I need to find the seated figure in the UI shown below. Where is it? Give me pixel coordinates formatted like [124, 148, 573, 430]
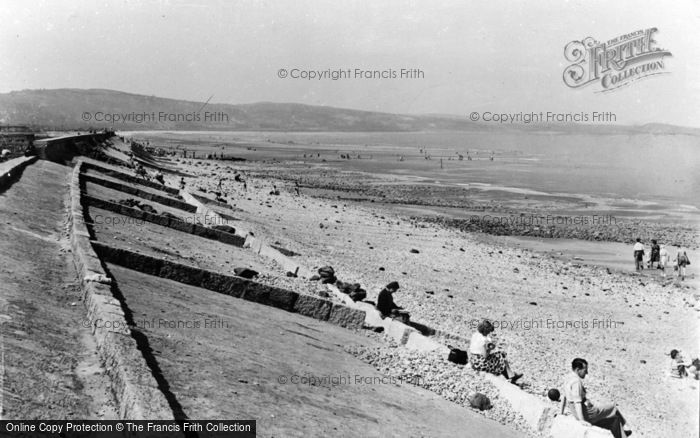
[376, 281, 409, 323]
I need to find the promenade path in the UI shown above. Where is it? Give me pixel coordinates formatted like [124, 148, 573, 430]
[0, 160, 117, 419]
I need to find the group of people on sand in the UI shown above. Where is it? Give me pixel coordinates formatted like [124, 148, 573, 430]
[467, 321, 633, 437]
[553, 350, 696, 438]
[633, 238, 691, 280]
[668, 349, 700, 380]
[375, 284, 633, 437]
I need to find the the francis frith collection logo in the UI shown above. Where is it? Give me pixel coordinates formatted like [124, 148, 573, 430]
[563, 28, 671, 92]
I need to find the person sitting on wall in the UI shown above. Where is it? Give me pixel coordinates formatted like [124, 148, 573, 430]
[561, 358, 632, 438]
[469, 319, 523, 384]
[376, 281, 410, 323]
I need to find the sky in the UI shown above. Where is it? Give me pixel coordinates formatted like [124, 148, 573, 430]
[1, 0, 699, 127]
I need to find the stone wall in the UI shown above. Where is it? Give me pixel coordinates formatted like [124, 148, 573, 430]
[82, 194, 246, 247]
[83, 161, 181, 196]
[91, 241, 366, 329]
[35, 132, 113, 163]
[68, 161, 177, 421]
[82, 173, 196, 212]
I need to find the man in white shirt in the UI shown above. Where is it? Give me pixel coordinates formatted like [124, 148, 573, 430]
[561, 358, 631, 438]
[632, 238, 645, 271]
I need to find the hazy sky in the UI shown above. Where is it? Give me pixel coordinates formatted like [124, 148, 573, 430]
[1, 0, 699, 126]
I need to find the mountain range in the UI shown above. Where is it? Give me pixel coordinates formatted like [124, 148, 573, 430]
[0, 88, 698, 135]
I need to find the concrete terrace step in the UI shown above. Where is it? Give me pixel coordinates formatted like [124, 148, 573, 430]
[182, 188, 311, 278]
[81, 160, 181, 196]
[81, 173, 196, 212]
[91, 241, 366, 329]
[82, 194, 246, 247]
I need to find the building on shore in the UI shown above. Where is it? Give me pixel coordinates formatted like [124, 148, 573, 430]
[0, 125, 35, 157]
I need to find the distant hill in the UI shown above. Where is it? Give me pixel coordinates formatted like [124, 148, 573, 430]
[0, 88, 698, 135]
[0, 89, 479, 132]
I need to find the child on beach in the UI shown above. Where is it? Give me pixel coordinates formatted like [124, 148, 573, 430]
[675, 250, 690, 280]
[668, 349, 695, 379]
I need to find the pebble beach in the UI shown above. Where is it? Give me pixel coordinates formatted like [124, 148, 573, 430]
[163, 154, 699, 438]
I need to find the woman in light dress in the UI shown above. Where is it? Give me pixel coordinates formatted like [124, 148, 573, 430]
[659, 245, 669, 277]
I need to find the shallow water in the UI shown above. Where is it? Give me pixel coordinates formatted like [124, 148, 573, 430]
[126, 130, 700, 209]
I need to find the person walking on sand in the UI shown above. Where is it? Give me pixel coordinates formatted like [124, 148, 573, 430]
[561, 358, 632, 438]
[469, 320, 523, 384]
[675, 250, 690, 281]
[649, 239, 660, 269]
[633, 238, 645, 271]
[659, 245, 670, 278]
[179, 177, 186, 191]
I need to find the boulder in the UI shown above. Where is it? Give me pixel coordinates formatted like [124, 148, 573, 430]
[139, 204, 158, 214]
[321, 276, 337, 284]
[334, 281, 367, 302]
[318, 266, 337, 284]
[467, 392, 492, 411]
[233, 267, 259, 279]
[118, 198, 141, 208]
[318, 266, 335, 277]
[348, 289, 367, 302]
